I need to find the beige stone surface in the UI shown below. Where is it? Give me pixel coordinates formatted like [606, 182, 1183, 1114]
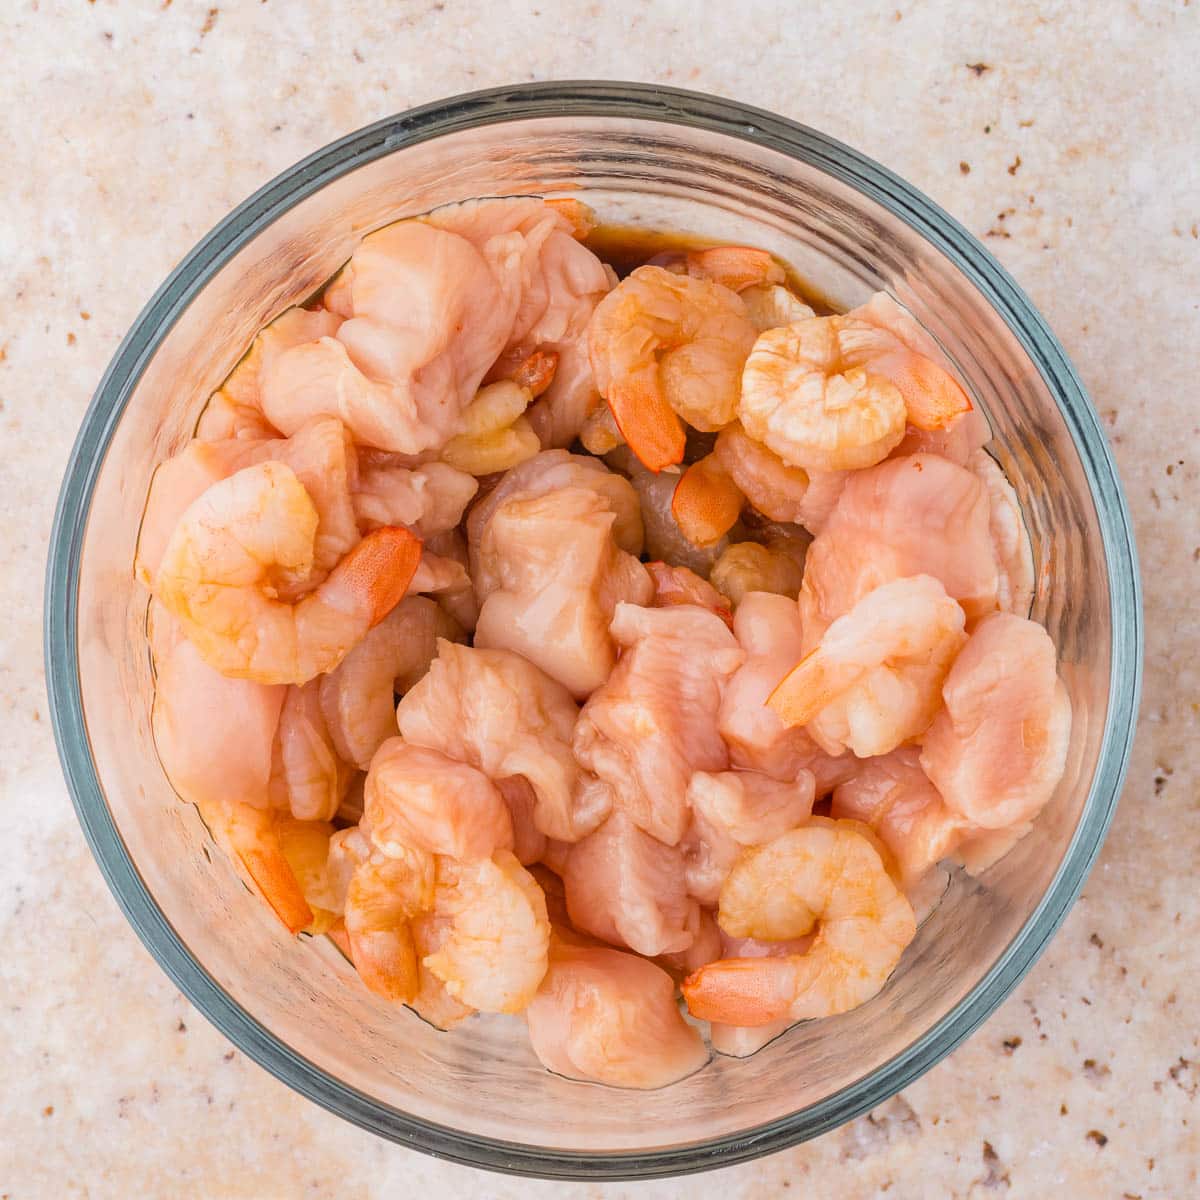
[1, 1, 1196, 1195]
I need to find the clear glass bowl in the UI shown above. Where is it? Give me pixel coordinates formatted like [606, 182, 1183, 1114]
[45, 82, 1141, 1179]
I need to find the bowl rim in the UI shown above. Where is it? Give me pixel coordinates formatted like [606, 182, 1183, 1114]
[44, 80, 1142, 1180]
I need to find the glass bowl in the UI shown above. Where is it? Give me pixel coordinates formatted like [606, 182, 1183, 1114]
[44, 82, 1141, 1180]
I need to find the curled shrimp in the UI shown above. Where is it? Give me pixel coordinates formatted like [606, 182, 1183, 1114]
[713, 423, 810, 524]
[588, 265, 757, 471]
[740, 313, 972, 472]
[268, 679, 353, 822]
[709, 540, 805, 608]
[769, 574, 967, 758]
[740, 284, 815, 333]
[682, 246, 784, 293]
[153, 461, 421, 684]
[682, 819, 916, 1025]
[422, 851, 550, 1013]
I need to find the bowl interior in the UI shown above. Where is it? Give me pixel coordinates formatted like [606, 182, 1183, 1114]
[52, 89, 1136, 1175]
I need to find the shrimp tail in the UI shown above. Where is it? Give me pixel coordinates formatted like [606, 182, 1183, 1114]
[347, 928, 420, 1002]
[606, 367, 686, 472]
[884, 352, 973, 431]
[682, 956, 796, 1026]
[670, 456, 744, 548]
[331, 525, 424, 628]
[767, 647, 857, 728]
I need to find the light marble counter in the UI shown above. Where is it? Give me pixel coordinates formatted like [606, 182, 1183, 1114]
[2, 1, 1196, 1195]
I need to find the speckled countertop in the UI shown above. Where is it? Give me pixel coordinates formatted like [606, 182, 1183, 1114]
[2, 2, 1196, 1196]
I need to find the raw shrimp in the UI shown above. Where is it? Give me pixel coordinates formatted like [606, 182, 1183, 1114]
[830, 747, 968, 887]
[352, 459, 478, 539]
[682, 820, 916, 1025]
[439, 379, 542, 476]
[497, 775, 548, 866]
[644, 561, 733, 625]
[670, 454, 745, 548]
[588, 265, 757, 470]
[920, 613, 1071, 829]
[409, 912, 477, 1030]
[318, 596, 457, 771]
[137, 415, 360, 589]
[718, 592, 847, 783]
[561, 811, 694, 957]
[364, 738, 514, 862]
[968, 450, 1035, 615]
[151, 607, 285, 811]
[422, 851, 550, 1013]
[713, 423, 810, 525]
[709, 541, 805, 608]
[431, 197, 613, 448]
[195, 306, 342, 442]
[268, 679, 353, 822]
[468, 450, 644, 596]
[683, 770, 816, 904]
[770, 574, 967, 758]
[473, 486, 653, 698]
[526, 939, 708, 1088]
[343, 841, 437, 1002]
[274, 814, 340, 933]
[199, 800, 321, 935]
[259, 220, 522, 453]
[799, 453, 1000, 648]
[573, 603, 745, 846]
[153, 461, 421, 684]
[396, 642, 604, 843]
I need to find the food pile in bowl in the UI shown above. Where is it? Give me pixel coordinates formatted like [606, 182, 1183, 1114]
[135, 195, 1070, 1090]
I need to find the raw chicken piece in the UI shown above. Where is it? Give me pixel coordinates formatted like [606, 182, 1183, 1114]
[683, 770, 816, 904]
[195, 306, 342, 442]
[718, 592, 844, 783]
[830, 747, 968, 887]
[318, 597, 457, 771]
[561, 811, 693, 957]
[151, 607, 284, 811]
[645, 562, 733, 624]
[352, 459, 478, 539]
[892, 406, 990, 465]
[920, 613, 1071, 829]
[259, 220, 523, 453]
[968, 449, 1035, 616]
[364, 739, 514, 862]
[526, 938, 709, 1089]
[497, 776, 548, 866]
[396, 642, 606, 843]
[799, 453, 1000, 650]
[573, 603, 745, 846]
[431, 198, 613, 447]
[658, 905, 725, 976]
[468, 450, 644, 596]
[473, 486, 653, 698]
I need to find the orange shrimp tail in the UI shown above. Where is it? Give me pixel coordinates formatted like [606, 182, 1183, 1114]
[670, 458, 744, 548]
[606, 370, 686, 473]
[327, 920, 352, 959]
[344, 526, 423, 625]
[348, 928, 419, 1003]
[767, 649, 840, 728]
[685, 246, 784, 293]
[237, 843, 314, 935]
[682, 957, 794, 1026]
[888, 352, 972, 431]
[511, 348, 559, 398]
